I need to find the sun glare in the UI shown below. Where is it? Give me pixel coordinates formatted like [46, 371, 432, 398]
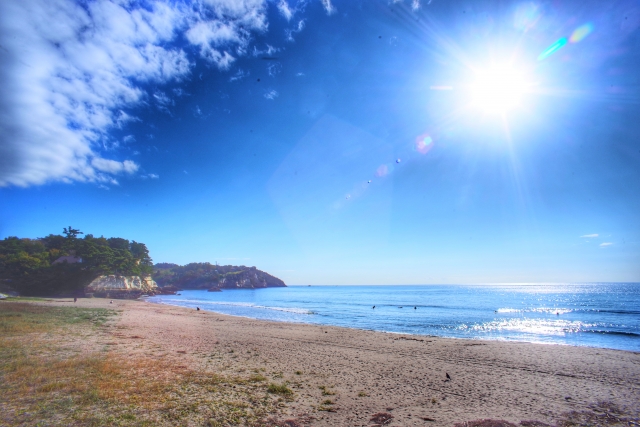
[470, 64, 532, 113]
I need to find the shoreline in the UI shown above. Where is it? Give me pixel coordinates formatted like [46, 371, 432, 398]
[23, 297, 640, 426]
[145, 297, 640, 354]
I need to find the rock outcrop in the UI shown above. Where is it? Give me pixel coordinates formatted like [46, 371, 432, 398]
[217, 268, 285, 289]
[153, 263, 286, 290]
[85, 275, 158, 299]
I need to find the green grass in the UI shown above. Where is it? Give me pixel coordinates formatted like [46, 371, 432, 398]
[0, 302, 116, 334]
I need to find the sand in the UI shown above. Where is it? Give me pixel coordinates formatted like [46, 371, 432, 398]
[41, 298, 640, 426]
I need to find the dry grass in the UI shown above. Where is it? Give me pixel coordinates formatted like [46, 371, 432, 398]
[267, 383, 293, 396]
[0, 301, 293, 427]
[318, 385, 335, 396]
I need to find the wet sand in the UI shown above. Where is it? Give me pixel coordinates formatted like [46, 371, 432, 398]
[43, 298, 640, 426]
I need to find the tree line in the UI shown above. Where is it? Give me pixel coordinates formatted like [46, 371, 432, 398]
[0, 227, 152, 296]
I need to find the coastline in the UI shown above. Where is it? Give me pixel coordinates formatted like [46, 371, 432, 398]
[145, 284, 640, 353]
[15, 298, 640, 426]
[147, 297, 640, 352]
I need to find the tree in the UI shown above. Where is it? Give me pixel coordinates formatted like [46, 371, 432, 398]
[63, 226, 83, 239]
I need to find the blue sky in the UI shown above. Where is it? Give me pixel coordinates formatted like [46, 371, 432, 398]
[1, 0, 639, 284]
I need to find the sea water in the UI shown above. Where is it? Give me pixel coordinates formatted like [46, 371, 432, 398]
[147, 283, 640, 352]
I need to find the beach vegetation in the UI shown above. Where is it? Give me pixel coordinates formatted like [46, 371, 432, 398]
[267, 383, 293, 396]
[249, 373, 267, 382]
[0, 301, 293, 426]
[319, 385, 335, 396]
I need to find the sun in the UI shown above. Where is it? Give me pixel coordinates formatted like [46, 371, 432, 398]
[470, 64, 532, 113]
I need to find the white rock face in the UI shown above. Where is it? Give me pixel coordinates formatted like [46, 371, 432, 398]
[86, 275, 158, 294]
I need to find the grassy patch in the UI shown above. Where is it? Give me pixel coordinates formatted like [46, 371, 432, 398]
[0, 302, 291, 426]
[319, 385, 335, 396]
[267, 383, 293, 396]
[0, 302, 116, 335]
[249, 374, 267, 382]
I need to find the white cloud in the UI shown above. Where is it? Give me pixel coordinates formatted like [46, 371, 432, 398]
[0, 0, 269, 187]
[229, 68, 249, 82]
[412, 0, 421, 11]
[581, 234, 599, 238]
[141, 173, 159, 179]
[267, 62, 283, 77]
[264, 89, 279, 100]
[278, 0, 293, 20]
[92, 158, 139, 175]
[286, 19, 305, 42]
[320, 0, 335, 15]
[153, 91, 174, 106]
[251, 44, 280, 57]
[185, 0, 267, 68]
[600, 242, 613, 247]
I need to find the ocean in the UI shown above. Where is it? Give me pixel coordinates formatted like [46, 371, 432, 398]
[146, 283, 640, 352]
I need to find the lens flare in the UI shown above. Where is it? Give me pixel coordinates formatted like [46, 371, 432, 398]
[375, 164, 389, 177]
[570, 23, 593, 43]
[415, 134, 434, 154]
[537, 38, 567, 61]
[513, 2, 541, 31]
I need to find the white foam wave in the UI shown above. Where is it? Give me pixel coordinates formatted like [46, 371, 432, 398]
[156, 299, 313, 315]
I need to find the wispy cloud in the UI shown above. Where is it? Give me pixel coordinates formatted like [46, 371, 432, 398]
[264, 89, 279, 100]
[92, 158, 139, 175]
[278, 0, 293, 20]
[600, 242, 613, 247]
[320, 0, 335, 15]
[267, 62, 282, 77]
[229, 68, 249, 82]
[0, 0, 270, 187]
[581, 234, 599, 238]
[286, 19, 305, 42]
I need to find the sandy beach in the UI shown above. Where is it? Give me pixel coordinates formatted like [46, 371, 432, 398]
[29, 298, 640, 426]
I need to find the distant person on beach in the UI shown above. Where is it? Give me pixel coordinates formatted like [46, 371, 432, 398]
[74, 297, 77, 303]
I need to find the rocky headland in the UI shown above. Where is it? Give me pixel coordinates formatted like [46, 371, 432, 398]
[152, 263, 285, 292]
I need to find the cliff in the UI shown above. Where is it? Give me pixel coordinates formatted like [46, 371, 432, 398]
[85, 275, 159, 299]
[216, 267, 285, 289]
[153, 263, 286, 290]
